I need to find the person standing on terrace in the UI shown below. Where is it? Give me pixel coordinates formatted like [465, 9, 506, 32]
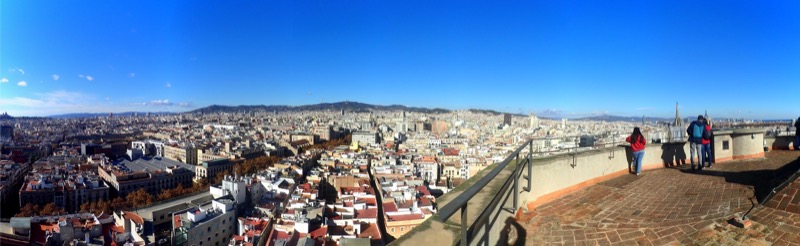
[794, 117, 800, 150]
[701, 117, 713, 168]
[687, 115, 706, 171]
[626, 127, 646, 176]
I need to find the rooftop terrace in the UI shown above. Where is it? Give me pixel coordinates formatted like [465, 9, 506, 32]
[520, 150, 800, 245]
[111, 156, 195, 173]
[395, 131, 800, 246]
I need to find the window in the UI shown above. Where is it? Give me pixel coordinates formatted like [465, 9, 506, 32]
[400, 227, 404, 232]
[208, 237, 211, 241]
[391, 228, 395, 232]
[723, 140, 730, 150]
[208, 227, 211, 232]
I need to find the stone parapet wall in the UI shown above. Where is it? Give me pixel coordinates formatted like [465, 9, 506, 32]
[522, 129, 766, 210]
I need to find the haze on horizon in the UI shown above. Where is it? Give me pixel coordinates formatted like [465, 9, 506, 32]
[1, 1, 799, 119]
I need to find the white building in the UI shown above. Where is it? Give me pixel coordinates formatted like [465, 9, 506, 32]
[352, 131, 378, 146]
[530, 113, 540, 129]
[172, 199, 237, 246]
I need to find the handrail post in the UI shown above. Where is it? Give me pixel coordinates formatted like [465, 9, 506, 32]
[435, 140, 533, 245]
[513, 153, 519, 209]
[527, 141, 532, 191]
[461, 204, 468, 246]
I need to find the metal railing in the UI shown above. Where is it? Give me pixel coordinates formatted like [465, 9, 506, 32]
[436, 140, 533, 246]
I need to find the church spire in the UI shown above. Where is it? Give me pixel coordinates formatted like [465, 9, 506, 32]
[674, 102, 682, 126]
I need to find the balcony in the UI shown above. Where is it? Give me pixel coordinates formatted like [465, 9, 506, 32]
[394, 129, 800, 245]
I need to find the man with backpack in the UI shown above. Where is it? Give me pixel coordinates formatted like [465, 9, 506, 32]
[687, 115, 707, 171]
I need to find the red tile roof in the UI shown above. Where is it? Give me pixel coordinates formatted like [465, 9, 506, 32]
[416, 185, 431, 196]
[383, 201, 398, 213]
[358, 223, 382, 240]
[443, 148, 459, 156]
[309, 226, 328, 239]
[356, 208, 378, 219]
[387, 213, 424, 221]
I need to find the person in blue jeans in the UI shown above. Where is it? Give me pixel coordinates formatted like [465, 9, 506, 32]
[626, 127, 646, 176]
[795, 117, 800, 150]
[687, 115, 706, 171]
[701, 118, 712, 168]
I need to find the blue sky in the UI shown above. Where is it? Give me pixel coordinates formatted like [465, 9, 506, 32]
[1, 1, 799, 119]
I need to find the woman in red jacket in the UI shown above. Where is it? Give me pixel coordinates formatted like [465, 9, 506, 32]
[701, 119, 712, 168]
[626, 127, 646, 175]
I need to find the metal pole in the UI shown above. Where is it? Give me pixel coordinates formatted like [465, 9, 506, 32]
[527, 141, 533, 191]
[461, 204, 468, 246]
[513, 153, 519, 208]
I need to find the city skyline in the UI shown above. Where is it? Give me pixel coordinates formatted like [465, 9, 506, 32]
[2, 1, 800, 119]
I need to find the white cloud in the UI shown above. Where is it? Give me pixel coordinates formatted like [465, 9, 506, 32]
[0, 78, 8, 83]
[0, 90, 191, 116]
[78, 74, 85, 78]
[165, 82, 172, 88]
[538, 109, 563, 117]
[85, 75, 94, 81]
[0, 97, 43, 107]
[176, 102, 194, 108]
[8, 67, 25, 74]
[0, 90, 102, 116]
[145, 99, 172, 106]
[8, 67, 25, 75]
[129, 72, 136, 78]
[139, 99, 193, 108]
[52, 74, 60, 80]
[17, 81, 27, 87]
[38, 91, 89, 101]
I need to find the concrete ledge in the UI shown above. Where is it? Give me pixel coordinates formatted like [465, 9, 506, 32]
[733, 152, 765, 160]
[731, 128, 766, 135]
[522, 130, 768, 212]
[525, 161, 670, 210]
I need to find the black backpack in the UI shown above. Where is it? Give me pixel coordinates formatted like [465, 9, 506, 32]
[702, 127, 712, 140]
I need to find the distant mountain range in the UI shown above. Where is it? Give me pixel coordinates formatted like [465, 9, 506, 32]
[38, 102, 783, 122]
[186, 102, 670, 122]
[187, 101, 452, 114]
[575, 115, 672, 122]
[49, 112, 176, 118]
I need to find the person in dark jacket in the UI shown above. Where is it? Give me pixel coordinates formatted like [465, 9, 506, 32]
[687, 115, 706, 171]
[795, 117, 800, 151]
[626, 127, 646, 176]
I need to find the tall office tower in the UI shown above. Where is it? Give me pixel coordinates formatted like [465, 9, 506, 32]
[529, 113, 539, 129]
[503, 113, 512, 126]
[0, 125, 13, 142]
